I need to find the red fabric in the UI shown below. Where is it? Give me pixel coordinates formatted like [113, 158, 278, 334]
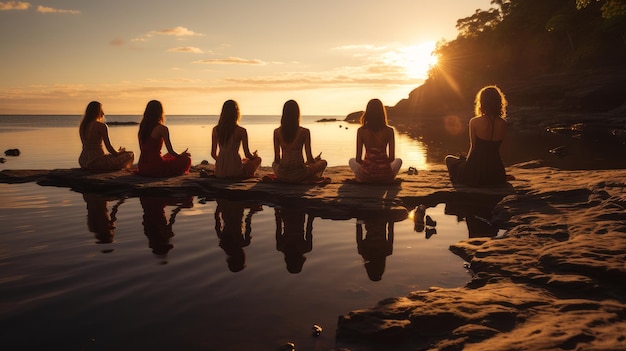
[137, 137, 191, 177]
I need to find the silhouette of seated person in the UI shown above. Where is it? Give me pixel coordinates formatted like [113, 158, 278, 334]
[275, 207, 313, 274]
[214, 199, 261, 272]
[83, 193, 125, 245]
[445, 85, 509, 187]
[140, 196, 194, 255]
[356, 217, 394, 281]
[445, 198, 501, 238]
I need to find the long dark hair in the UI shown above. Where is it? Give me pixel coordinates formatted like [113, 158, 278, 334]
[280, 100, 300, 143]
[475, 85, 507, 120]
[360, 99, 388, 132]
[138, 100, 164, 144]
[79, 101, 102, 141]
[216, 100, 240, 146]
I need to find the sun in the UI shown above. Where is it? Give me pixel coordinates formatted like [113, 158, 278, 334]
[399, 41, 439, 79]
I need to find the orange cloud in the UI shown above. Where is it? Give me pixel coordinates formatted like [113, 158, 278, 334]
[156, 26, 203, 37]
[167, 46, 205, 53]
[193, 57, 265, 65]
[0, 1, 31, 10]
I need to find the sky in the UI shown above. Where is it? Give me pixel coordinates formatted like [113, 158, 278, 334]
[0, 0, 493, 116]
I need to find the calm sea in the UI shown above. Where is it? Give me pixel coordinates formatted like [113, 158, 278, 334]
[0, 115, 475, 350]
[0, 114, 429, 171]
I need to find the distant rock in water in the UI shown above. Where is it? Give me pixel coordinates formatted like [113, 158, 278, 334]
[4, 149, 20, 156]
[315, 118, 339, 122]
[345, 111, 363, 123]
[107, 121, 138, 126]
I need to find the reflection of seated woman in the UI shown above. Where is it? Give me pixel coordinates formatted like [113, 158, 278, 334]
[275, 207, 313, 273]
[211, 100, 262, 179]
[445, 86, 508, 187]
[79, 101, 134, 171]
[272, 100, 327, 183]
[356, 218, 394, 281]
[83, 193, 124, 244]
[445, 198, 501, 238]
[140, 196, 193, 255]
[137, 100, 192, 177]
[214, 199, 261, 272]
[349, 99, 402, 183]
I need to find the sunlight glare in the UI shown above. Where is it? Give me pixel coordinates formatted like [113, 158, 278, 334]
[400, 41, 438, 79]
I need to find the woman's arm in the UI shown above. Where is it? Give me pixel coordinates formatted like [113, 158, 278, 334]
[99, 123, 119, 155]
[387, 128, 396, 160]
[240, 127, 255, 159]
[355, 128, 364, 164]
[159, 125, 188, 157]
[210, 127, 219, 160]
[467, 118, 477, 157]
[273, 128, 281, 164]
[303, 128, 315, 163]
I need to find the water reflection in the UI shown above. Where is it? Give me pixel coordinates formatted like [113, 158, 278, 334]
[82, 193, 124, 246]
[356, 218, 394, 281]
[214, 199, 262, 272]
[444, 196, 504, 238]
[275, 207, 313, 274]
[140, 196, 194, 256]
[411, 204, 439, 239]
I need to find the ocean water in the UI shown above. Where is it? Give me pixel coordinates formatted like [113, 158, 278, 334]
[0, 115, 478, 350]
[0, 115, 429, 171]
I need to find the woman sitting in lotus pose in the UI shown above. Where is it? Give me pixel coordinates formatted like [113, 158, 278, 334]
[78, 101, 134, 171]
[211, 100, 261, 179]
[349, 99, 402, 183]
[136, 100, 191, 177]
[272, 100, 327, 183]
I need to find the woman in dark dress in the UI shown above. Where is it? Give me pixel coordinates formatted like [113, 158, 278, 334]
[445, 85, 508, 186]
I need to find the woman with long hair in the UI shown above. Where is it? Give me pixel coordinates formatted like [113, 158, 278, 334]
[78, 101, 134, 171]
[272, 100, 327, 183]
[211, 100, 261, 178]
[349, 99, 402, 182]
[136, 100, 191, 177]
[445, 85, 508, 186]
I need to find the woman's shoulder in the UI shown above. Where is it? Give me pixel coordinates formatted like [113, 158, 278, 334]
[92, 121, 108, 132]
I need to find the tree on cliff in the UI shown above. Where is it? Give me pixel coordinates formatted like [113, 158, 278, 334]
[388, 0, 626, 119]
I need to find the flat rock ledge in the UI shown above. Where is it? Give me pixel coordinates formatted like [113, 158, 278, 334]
[2, 162, 626, 351]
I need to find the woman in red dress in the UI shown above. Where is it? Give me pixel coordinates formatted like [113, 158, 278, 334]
[136, 100, 191, 177]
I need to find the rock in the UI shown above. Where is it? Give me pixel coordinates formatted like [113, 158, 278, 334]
[4, 148, 20, 156]
[336, 164, 626, 350]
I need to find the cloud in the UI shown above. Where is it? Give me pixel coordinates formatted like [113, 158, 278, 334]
[0, 1, 31, 10]
[132, 26, 204, 43]
[37, 5, 80, 14]
[155, 26, 203, 37]
[193, 57, 266, 65]
[167, 46, 205, 54]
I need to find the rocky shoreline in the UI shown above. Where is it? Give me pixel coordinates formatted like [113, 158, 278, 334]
[1, 162, 625, 350]
[336, 163, 626, 351]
